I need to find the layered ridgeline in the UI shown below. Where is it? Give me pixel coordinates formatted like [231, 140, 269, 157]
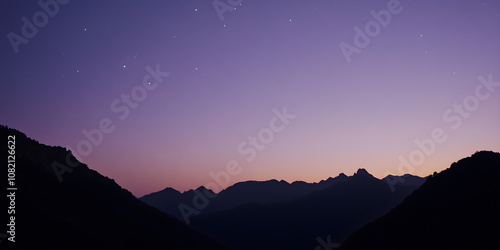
[0, 125, 223, 250]
[142, 168, 426, 249]
[140, 172, 352, 220]
[140, 170, 426, 223]
[340, 151, 500, 249]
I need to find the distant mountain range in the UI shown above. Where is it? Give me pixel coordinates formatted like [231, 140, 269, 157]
[141, 168, 427, 249]
[139, 172, 353, 220]
[340, 150, 500, 249]
[140, 169, 427, 220]
[0, 125, 222, 249]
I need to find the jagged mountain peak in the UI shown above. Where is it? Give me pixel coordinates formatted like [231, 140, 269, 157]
[354, 168, 374, 178]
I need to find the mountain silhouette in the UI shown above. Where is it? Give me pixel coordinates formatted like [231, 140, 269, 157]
[0, 125, 223, 249]
[140, 186, 217, 222]
[189, 169, 426, 250]
[340, 151, 500, 249]
[140, 173, 350, 220]
[383, 173, 428, 187]
[354, 168, 373, 177]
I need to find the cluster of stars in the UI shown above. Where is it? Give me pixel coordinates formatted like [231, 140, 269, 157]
[71, 51, 139, 76]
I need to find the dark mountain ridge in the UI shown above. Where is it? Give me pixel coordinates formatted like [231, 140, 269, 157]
[0, 125, 223, 249]
[340, 150, 500, 249]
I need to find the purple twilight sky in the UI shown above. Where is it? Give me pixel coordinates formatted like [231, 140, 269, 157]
[1, 0, 499, 197]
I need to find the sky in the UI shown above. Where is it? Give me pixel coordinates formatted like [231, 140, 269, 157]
[1, 0, 499, 197]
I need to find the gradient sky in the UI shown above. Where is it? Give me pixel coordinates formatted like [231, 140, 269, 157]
[1, 0, 499, 197]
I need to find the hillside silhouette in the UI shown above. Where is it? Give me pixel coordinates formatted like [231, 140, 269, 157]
[340, 151, 500, 249]
[0, 125, 223, 250]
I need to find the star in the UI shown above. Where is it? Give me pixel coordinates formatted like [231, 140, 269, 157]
[419, 34, 423, 37]
[123, 65, 126, 68]
[195, 8, 198, 12]
[84, 28, 87, 31]
[76, 70, 79, 73]
[289, 19, 292, 22]
[195, 67, 198, 70]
